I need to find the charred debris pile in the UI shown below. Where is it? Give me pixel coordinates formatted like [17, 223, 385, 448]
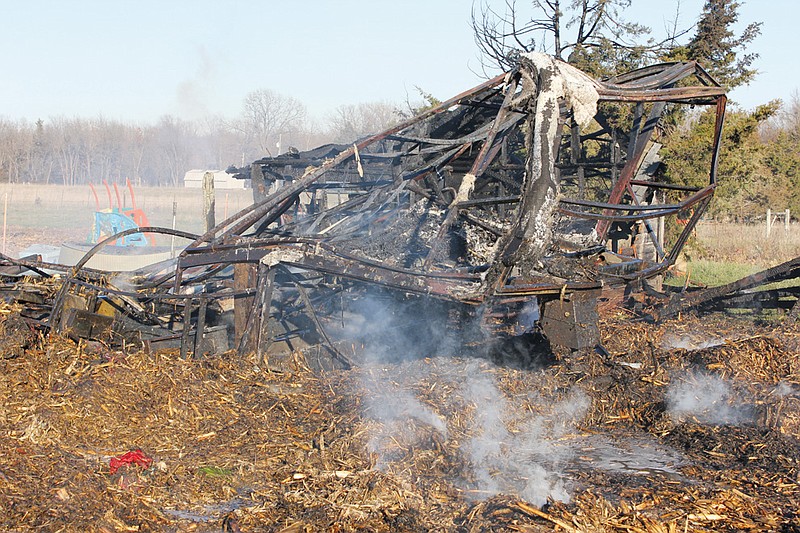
[3, 55, 800, 532]
[1, 308, 799, 531]
[0, 53, 729, 363]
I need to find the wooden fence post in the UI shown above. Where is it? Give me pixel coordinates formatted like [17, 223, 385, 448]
[767, 208, 772, 237]
[203, 171, 215, 232]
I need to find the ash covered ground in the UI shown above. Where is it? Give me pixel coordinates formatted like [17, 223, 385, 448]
[1, 304, 799, 532]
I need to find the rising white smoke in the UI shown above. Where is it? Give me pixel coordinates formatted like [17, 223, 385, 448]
[666, 372, 754, 425]
[354, 293, 458, 470]
[773, 381, 796, 398]
[351, 293, 588, 505]
[461, 360, 589, 505]
[362, 369, 448, 470]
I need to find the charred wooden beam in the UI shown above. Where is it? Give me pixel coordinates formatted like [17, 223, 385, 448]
[660, 254, 800, 319]
[234, 263, 257, 352]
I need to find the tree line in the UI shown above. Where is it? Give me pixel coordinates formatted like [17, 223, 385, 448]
[0, 96, 400, 187]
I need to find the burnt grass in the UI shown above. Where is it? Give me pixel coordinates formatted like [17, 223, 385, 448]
[0, 306, 799, 532]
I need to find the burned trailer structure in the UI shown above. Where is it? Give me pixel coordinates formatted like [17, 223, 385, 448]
[40, 53, 725, 364]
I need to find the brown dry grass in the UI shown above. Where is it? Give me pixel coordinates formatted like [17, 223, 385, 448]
[692, 220, 800, 266]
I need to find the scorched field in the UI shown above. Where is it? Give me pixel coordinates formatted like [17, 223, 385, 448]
[0, 301, 798, 532]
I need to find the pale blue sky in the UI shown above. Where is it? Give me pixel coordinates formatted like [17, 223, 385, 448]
[0, 1, 792, 125]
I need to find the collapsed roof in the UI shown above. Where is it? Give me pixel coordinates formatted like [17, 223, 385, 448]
[217, 54, 725, 291]
[13, 53, 728, 362]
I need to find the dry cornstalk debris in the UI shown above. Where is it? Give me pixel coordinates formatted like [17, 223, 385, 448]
[1, 300, 799, 531]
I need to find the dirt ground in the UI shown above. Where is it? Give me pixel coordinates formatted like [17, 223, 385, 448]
[1, 301, 799, 532]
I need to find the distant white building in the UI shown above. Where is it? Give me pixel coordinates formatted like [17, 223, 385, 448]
[183, 170, 249, 189]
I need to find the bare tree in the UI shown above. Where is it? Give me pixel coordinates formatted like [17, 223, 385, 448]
[153, 115, 194, 187]
[327, 102, 399, 143]
[0, 118, 26, 183]
[90, 118, 128, 184]
[195, 115, 240, 169]
[49, 117, 83, 185]
[0, 114, 253, 187]
[761, 90, 800, 141]
[471, 0, 679, 74]
[28, 119, 55, 184]
[784, 91, 800, 136]
[123, 126, 148, 186]
[240, 89, 306, 157]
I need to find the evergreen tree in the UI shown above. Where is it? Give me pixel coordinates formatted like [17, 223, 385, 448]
[667, 0, 761, 88]
[662, 101, 780, 220]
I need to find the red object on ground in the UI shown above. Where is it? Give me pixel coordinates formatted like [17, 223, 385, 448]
[109, 449, 153, 474]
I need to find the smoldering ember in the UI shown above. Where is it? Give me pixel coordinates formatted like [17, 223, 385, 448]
[0, 53, 799, 531]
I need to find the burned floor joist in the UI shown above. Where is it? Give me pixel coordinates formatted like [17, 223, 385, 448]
[0, 53, 728, 363]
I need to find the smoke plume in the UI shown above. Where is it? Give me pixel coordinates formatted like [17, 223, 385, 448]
[666, 372, 755, 425]
[351, 293, 588, 505]
[460, 361, 588, 505]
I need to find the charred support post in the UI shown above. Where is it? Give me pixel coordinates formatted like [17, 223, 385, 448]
[194, 297, 208, 357]
[251, 162, 268, 204]
[256, 264, 276, 365]
[500, 54, 587, 270]
[180, 297, 193, 359]
[234, 263, 257, 353]
[569, 118, 585, 199]
[238, 262, 271, 357]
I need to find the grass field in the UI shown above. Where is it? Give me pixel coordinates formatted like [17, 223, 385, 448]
[693, 220, 800, 265]
[3, 184, 800, 287]
[665, 221, 800, 287]
[0, 183, 253, 255]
